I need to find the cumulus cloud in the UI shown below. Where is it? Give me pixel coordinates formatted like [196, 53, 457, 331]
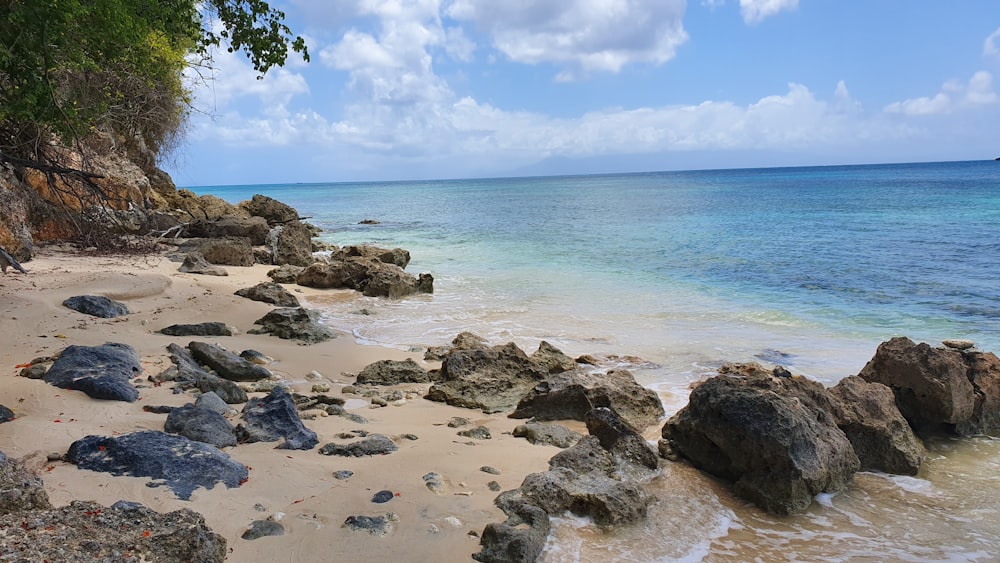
[740, 0, 798, 24]
[985, 27, 1000, 57]
[884, 71, 998, 116]
[446, 0, 688, 76]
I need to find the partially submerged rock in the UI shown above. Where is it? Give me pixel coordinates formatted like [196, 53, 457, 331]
[62, 295, 129, 318]
[66, 430, 249, 500]
[247, 307, 336, 344]
[473, 499, 550, 563]
[43, 343, 141, 402]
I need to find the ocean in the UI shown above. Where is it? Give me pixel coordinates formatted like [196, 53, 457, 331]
[192, 160, 1000, 561]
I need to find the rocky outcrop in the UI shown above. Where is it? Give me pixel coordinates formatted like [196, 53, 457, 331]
[425, 342, 550, 413]
[42, 343, 141, 402]
[235, 281, 300, 307]
[296, 256, 432, 298]
[247, 307, 336, 344]
[181, 215, 269, 245]
[355, 358, 434, 385]
[242, 194, 299, 224]
[331, 245, 411, 269]
[62, 295, 129, 318]
[236, 387, 318, 450]
[510, 368, 665, 431]
[67, 430, 249, 500]
[858, 337, 1000, 435]
[268, 221, 314, 267]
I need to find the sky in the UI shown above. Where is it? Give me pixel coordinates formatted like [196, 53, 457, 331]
[165, 0, 1000, 186]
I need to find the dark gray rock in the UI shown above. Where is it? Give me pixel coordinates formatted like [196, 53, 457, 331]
[473, 500, 550, 563]
[333, 470, 354, 480]
[235, 282, 300, 307]
[66, 430, 249, 500]
[512, 422, 582, 449]
[858, 336, 1000, 435]
[371, 490, 394, 503]
[178, 252, 228, 276]
[425, 342, 549, 413]
[237, 387, 317, 450]
[0, 499, 227, 561]
[166, 344, 247, 404]
[661, 372, 860, 515]
[548, 436, 617, 476]
[342, 513, 395, 536]
[240, 349, 272, 365]
[247, 307, 336, 344]
[244, 194, 299, 225]
[0, 452, 52, 514]
[43, 343, 141, 402]
[62, 295, 129, 318]
[195, 391, 231, 415]
[318, 435, 397, 457]
[165, 404, 237, 448]
[355, 358, 433, 385]
[241, 519, 285, 540]
[188, 341, 271, 382]
[829, 375, 925, 475]
[0, 405, 13, 424]
[510, 368, 665, 431]
[159, 322, 234, 337]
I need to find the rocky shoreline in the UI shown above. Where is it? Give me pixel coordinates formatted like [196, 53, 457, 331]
[2, 194, 1000, 562]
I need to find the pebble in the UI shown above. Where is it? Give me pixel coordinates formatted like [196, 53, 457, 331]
[400, 433, 419, 441]
[480, 466, 501, 475]
[311, 383, 331, 393]
[333, 470, 354, 480]
[942, 339, 975, 350]
[372, 490, 394, 503]
[487, 481, 501, 492]
[423, 472, 448, 495]
[447, 417, 471, 428]
[306, 370, 323, 380]
[457, 426, 492, 440]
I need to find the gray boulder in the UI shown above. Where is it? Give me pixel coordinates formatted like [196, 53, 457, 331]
[66, 430, 249, 500]
[166, 343, 248, 404]
[188, 341, 271, 382]
[512, 422, 582, 449]
[43, 343, 140, 402]
[355, 358, 434, 385]
[585, 407, 659, 472]
[242, 519, 285, 540]
[269, 221, 314, 267]
[165, 404, 238, 448]
[243, 194, 299, 225]
[62, 295, 129, 318]
[247, 307, 336, 344]
[178, 237, 254, 266]
[178, 252, 228, 276]
[332, 245, 411, 269]
[236, 387, 317, 450]
[266, 264, 304, 283]
[235, 281, 300, 307]
[159, 322, 234, 337]
[473, 499, 550, 563]
[513, 467, 653, 528]
[858, 337, 1000, 435]
[510, 368, 665, 431]
[661, 372, 860, 515]
[195, 391, 231, 415]
[425, 342, 549, 413]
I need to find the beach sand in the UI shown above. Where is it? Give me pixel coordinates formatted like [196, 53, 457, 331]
[0, 245, 560, 562]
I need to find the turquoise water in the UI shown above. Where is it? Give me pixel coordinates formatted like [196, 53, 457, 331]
[192, 160, 1000, 561]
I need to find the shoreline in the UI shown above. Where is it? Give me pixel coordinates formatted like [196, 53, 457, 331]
[0, 245, 561, 562]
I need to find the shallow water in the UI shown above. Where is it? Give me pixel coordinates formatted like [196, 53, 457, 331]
[193, 160, 1000, 561]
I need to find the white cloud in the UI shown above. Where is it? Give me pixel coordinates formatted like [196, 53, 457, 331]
[985, 27, 1000, 57]
[446, 0, 688, 76]
[184, 44, 310, 113]
[740, 0, 798, 24]
[884, 71, 998, 116]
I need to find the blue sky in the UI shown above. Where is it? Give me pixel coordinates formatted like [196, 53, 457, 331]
[165, 0, 1000, 186]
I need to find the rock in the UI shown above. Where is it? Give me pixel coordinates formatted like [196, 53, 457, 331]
[458, 426, 492, 440]
[512, 422, 582, 449]
[447, 417, 472, 428]
[266, 264, 304, 283]
[342, 513, 397, 536]
[178, 252, 228, 276]
[371, 490, 394, 503]
[510, 369, 665, 431]
[240, 349, 272, 365]
[269, 221, 314, 267]
[0, 452, 52, 514]
[66, 430, 249, 500]
[318, 435, 398, 457]
[62, 295, 129, 318]
[235, 281, 300, 307]
[514, 467, 654, 528]
[333, 470, 354, 480]
[236, 387, 318, 450]
[165, 404, 238, 448]
[296, 257, 432, 298]
[827, 376, 925, 475]
[195, 391, 231, 415]
[179, 237, 254, 266]
[241, 519, 285, 540]
[481, 466, 502, 475]
[425, 342, 549, 413]
[422, 472, 448, 494]
[355, 358, 433, 385]
[530, 341, 578, 374]
[358, 219, 380, 225]
[548, 436, 616, 476]
[188, 341, 272, 382]
[332, 245, 410, 269]
[248, 307, 336, 344]
[243, 194, 299, 225]
[585, 407, 659, 471]
[182, 215, 269, 245]
[0, 499, 227, 561]
[472, 500, 550, 563]
[943, 339, 975, 350]
[858, 337, 1000, 435]
[424, 332, 490, 361]
[159, 322, 235, 337]
[166, 343, 248, 404]
[43, 343, 141, 402]
[0, 405, 14, 424]
[661, 372, 860, 515]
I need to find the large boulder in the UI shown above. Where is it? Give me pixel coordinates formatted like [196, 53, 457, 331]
[235, 281, 300, 307]
[62, 295, 129, 318]
[828, 376, 925, 475]
[355, 358, 434, 385]
[43, 343, 141, 402]
[661, 372, 860, 515]
[166, 343, 248, 404]
[187, 341, 272, 382]
[425, 342, 549, 413]
[296, 257, 432, 298]
[165, 404, 238, 448]
[858, 337, 1000, 435]
[242, 194, 299, 225]
[247, 307, 336, 344]
[269, 221, 314, 267]
[332, 245, 411, 269]
[178, 237, 254, 266]
[510, 368, 665, 431]
[182, 215, 269, 245]
[236, 387, 318, 450]
[66, 430, 249, 500]
[473, 499, 550, 563]
[512, 422, 582, 449]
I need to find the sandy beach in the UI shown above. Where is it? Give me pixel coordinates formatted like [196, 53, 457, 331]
[0, 245, 561, 562]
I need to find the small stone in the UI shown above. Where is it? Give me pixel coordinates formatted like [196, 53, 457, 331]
[445, 516, 462, 527]
[341, 385, 358, 395]
[312, 383, 331, 393]
[242, 519, 285, 540]
[423, 472, 448, 494]
[333, 470, 354, 480]
[942, 339, 975, 350]
[307, 370, 323, 380]
[480, 466, 501, 475]
[370, 397, 388, 407]
[372, 490, 394, 503]
[487, 481, 502, 492]
[240, 350, 272, 365]
[446, 417, 471, 428]
[401, 434, 419, 441]
[457, 426, 492, 440]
